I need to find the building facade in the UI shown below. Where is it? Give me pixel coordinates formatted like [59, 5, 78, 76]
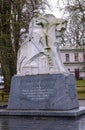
[60, 46, 85, 79]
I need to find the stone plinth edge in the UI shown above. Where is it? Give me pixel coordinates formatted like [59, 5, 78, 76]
[0, 107, 85, 117]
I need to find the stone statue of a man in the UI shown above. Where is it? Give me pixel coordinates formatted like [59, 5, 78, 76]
[17, 14, 69, 75]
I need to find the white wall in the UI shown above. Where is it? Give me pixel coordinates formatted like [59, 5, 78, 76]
[60, 48, 85, 78]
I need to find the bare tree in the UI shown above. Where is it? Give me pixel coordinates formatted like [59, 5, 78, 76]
[56, 0, 85, 46]
[65, 0, 85, 46]
[0, 0, 48, 91]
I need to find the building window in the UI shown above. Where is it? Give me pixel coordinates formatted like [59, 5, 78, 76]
[65, 54, 70, 62]
[74, 52, 78, 61]
[83, 52, 85, 61]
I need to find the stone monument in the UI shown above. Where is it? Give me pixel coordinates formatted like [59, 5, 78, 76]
[8, 14, 79, 110]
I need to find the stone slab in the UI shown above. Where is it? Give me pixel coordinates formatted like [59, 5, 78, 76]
[7, 74, 79, 110]
[0, 107, 85, 117]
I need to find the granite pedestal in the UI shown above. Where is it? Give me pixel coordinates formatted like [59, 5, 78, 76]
[7, 74, 79, 110]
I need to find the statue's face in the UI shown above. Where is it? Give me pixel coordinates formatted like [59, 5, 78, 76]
[55, 20, 67, 43]
[56, 21, 67, 31]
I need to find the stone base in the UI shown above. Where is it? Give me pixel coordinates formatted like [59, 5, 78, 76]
[7, 74, 79, 110]
[0, 107, 85, 117]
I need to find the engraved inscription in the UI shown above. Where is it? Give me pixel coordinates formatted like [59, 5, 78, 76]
[20, 77, 55, 101]
[22, 88, 54, 100]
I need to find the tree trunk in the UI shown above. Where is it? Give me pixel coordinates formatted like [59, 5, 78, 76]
[0, 0, 16, 91]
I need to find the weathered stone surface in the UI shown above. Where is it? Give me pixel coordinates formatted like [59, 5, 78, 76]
[8, 74, 79, 110]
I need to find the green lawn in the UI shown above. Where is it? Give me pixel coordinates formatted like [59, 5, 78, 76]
[0, 90, 9, 106]
[76, 79, 85, 99]
[76, 79, 85, 87]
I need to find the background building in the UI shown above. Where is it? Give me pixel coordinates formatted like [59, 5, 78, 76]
[60, 46, 85, 79]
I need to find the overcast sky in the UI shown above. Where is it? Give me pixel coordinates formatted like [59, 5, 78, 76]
[45, 0, 67, 18]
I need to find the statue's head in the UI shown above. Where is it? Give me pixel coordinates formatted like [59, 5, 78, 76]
[55, 19, 67, 33]
[55, 19, 67, 43]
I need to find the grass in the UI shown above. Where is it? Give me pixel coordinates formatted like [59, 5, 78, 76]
[76, 79, 85, 99]
[76, 79, 85, 87]
[0, 90, 9, 106]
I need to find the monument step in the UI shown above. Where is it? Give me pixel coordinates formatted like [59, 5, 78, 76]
[0, 107, 85, 117]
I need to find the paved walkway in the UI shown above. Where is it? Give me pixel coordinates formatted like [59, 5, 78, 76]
[79, 100, 85, 106]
